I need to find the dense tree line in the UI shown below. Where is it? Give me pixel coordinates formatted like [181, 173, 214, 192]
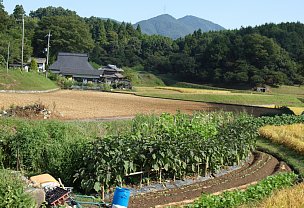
[1, 3, 304, 86]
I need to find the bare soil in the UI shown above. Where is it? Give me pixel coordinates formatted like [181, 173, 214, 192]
[128, 151, 291, 208]
[0, 90, 281, 120]
[0, 90, 213, 120]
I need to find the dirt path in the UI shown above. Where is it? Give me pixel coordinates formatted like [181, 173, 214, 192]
[129, 151, 290, 208]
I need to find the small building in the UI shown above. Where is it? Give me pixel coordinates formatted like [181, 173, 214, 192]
[49, 52, 103, 83]
[34, 58, 46, 72]
[253, 86, 270, 93]
[98, 64, 125, 84]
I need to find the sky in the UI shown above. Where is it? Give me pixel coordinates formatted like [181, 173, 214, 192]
[3, 0, 304, 29]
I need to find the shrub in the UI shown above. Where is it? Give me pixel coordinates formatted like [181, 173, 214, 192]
[30, 59, 38, 72]
[0, 169, 36, 208]
[55, 76, 75, 89]
[0, 119, 90, 185]
[100, 83, 112, 91]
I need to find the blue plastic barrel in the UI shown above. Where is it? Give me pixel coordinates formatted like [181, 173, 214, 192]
[112, 187, 130, 208]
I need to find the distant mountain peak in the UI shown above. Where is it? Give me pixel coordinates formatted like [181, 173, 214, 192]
[134, 14, 225, 39]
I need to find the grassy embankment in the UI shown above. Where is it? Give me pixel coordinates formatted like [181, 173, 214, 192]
[123, 66, 165, 87]
[0, 68, 58, 91]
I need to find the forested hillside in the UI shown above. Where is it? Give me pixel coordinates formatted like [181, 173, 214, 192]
[1, 2, 304, 87]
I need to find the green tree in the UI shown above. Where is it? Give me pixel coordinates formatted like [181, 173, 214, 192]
[33, 15, 94, 58]
[0, 0, 9, 31]
[30, 59, 38, 71]
[29, 6, 77, 19]
[13, 5, 25, 20]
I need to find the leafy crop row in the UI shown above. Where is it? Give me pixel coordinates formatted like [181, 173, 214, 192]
[76, 112, 258, 192]
[188, 172, 298, 208]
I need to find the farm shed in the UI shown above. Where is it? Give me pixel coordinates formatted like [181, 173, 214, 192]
[49, 52, 103, 83]
[253, 86, 270, 92]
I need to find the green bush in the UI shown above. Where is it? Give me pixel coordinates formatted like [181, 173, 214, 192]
[30, 59, 38, 72]
[0, 169, 36, 208]
[0, 119, 90, 185]
[100, 83, 112, 91]
[55, 76, 75, 89]
[188, 172, 298, 208]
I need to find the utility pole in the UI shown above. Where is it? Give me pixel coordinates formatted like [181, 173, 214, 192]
[21, 14, 24, 70]
[46, 31, 51, 66]
[6, 42, 10, 73]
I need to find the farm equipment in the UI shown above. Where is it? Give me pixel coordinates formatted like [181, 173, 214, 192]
[29, 174, 129, 208]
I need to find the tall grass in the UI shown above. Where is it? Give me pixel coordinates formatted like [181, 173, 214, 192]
[259, 124, 304, 155]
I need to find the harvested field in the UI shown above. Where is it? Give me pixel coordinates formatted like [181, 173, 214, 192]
[0, 90, 282, 120]
[0, 90, 214, 120]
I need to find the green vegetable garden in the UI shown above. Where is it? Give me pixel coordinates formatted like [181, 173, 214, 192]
[77, 112, 257, 192]
[1, 112, 304, 207]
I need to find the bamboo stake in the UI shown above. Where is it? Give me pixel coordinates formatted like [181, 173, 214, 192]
[197, 164, 200, 177]
[159, 169, 162, 183]
[101, 184, 105, 201]
[140, 172, 143, 188]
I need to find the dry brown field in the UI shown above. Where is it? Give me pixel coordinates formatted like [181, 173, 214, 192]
[0, 90, 216, 120]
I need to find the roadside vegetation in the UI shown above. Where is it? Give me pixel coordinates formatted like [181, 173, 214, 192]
[0, 68, 57, 91]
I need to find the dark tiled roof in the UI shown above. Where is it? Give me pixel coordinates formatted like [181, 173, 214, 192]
[103, 74, 117, 78]
[49, 52, 102, 77]
[99, 64, 124, 72]
[115, 73, 124, 78]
